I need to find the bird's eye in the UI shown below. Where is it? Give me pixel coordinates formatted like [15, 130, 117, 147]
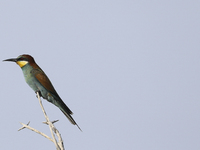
[18, 57, 24, 61]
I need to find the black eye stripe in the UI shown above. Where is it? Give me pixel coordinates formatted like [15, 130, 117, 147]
[18, 57, 28, 61]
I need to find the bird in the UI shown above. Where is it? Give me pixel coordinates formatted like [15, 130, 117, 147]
[3, 54, 81, 131]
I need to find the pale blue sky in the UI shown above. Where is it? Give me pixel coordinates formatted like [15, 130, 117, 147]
[1, 1, 200, 150]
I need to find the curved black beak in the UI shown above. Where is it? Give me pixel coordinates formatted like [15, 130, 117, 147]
[3, 58, 17, 62]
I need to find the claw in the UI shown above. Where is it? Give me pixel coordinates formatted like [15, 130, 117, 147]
[35, 90, 42, 98]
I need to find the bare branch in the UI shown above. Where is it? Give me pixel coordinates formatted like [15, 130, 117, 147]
[18, 121, 30, 131]
[36, 92, 61, 150]
[55, 128, 65, 150]
[18, 92, 65, 150]
[18, 122, 54, 142]
[43, 120, 59, 125]
[42, 120, 64, 149]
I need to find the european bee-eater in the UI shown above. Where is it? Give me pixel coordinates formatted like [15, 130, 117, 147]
[4, 54, 81, 131]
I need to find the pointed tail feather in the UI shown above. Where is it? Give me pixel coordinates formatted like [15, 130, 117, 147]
[60, 109, 82, 131]
[50, 95, 82, 131]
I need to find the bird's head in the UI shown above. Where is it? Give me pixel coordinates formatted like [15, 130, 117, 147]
[3, 54, 35, 68]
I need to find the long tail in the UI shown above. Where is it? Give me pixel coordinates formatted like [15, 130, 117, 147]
[49, 93, 82, 131]
[60, 109, 82, 131]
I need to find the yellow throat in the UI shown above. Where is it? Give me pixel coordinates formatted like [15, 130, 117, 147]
[16, 61, 28, 68]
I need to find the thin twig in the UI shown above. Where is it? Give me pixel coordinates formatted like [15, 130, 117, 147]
[55, 128, 64, 150]
[18, 92, 65, 150]
[36, 92, 61, 150]
[18, 121, 30, 131]
[18, 122, 54, 142]
[42, 121, 64, 150]
[43, 120, 59, 125]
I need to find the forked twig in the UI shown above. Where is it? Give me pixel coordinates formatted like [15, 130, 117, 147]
[18, 122, 53, 142]
[18, 92, 65, 150]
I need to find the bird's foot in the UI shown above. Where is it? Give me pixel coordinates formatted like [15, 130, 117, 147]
[35, 90, 42, 98]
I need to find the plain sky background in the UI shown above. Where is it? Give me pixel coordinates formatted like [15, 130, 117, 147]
[0, 1, 200, 150]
